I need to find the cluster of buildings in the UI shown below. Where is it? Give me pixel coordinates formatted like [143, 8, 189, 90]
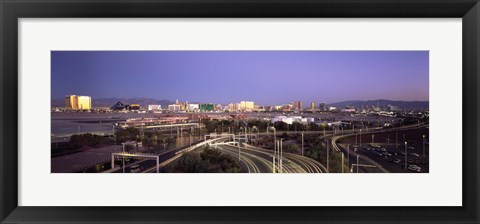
[110, 101, 140, 111]
[64, 95, 92, 110]
[271, 115, 315, 125]
[62, 95, 405, 115]
[167, 100, 214, 112]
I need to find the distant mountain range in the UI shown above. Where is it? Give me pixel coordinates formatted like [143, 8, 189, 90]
[328, 99, 429, 110]
[51, 97, 428, 110]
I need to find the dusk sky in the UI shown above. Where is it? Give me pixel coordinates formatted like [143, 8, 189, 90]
[51, 51, 429, 105]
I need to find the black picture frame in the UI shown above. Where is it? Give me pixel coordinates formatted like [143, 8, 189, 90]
[1, 0, 479, 223]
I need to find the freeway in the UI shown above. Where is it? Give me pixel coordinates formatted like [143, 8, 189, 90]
[242, 143, 327, 173]
[209, 138, 326, 173]
[133, 136, 328, 173]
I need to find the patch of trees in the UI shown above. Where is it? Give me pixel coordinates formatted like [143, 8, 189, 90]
[69, 133, 105, 149]
[172, 147, 241, 173]
[304, 139, 348, 173]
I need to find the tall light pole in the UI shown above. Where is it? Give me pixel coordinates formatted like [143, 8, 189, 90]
[404, 141, 408, 170]
[356, 155, 359, 173]
[280, 138, 283, 173]
[244, 127, 248, 143]
[301, 132, 304, 156]
[113, 125, 116, 144]
[268, 127, 277, 172]
[121, 143, 126, 173]
[347, 144, 350, 171]
[359, 129, 362, 147]
[423, 135, 426, 157]
[268, 126, 276, 153]
[238, 134, 241, 162]
[326, 140, 329, 172]
[372, 134, 374, 145]
[396, 129, 398, 149]
[272, 140, 278, 173]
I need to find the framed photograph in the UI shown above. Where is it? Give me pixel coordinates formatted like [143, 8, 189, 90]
[1, 0, 479, 223]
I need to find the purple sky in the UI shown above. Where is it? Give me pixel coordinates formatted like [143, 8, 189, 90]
[51, 51, 429, 105]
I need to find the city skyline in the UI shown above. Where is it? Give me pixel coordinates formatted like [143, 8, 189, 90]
[51, 51, 429, 105]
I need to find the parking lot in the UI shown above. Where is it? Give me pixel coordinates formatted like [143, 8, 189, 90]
[339, 127, 429, 173]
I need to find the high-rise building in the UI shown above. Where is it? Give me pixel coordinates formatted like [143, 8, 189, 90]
[311, 101, 315, 110]
[148, 105, 162, 111]
[240, 101, 254, 111]
[200, 103, 214, 111]
[65, 95, 91, 110]
[293, 101, 303, 110]
[128, 104, 140, 110]
[168, 104, 181, 111]
[188, 104, 199, 111]
[318, 102, 326, 111]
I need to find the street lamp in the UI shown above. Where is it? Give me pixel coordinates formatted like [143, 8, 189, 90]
[423, 135, 426, 157]
[359, 129, 362, 147]
[121, 142, 127, 173]
[356, 154, 359, 173]
[325, 140, 329, 172]
[347, 145, 350, 171]
[404, 141, 408, 170]
[268, 127, 277, 172]
[280, 138, 284, 173]
[396, 129, 398, 149]
[301, 132, 304, 156]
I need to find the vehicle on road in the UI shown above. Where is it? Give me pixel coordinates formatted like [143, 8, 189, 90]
[410, 152, 420, 157]
[130, 165, 143, 173]
[393, 158, 401, 164]
[408, 164, 421, 172]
